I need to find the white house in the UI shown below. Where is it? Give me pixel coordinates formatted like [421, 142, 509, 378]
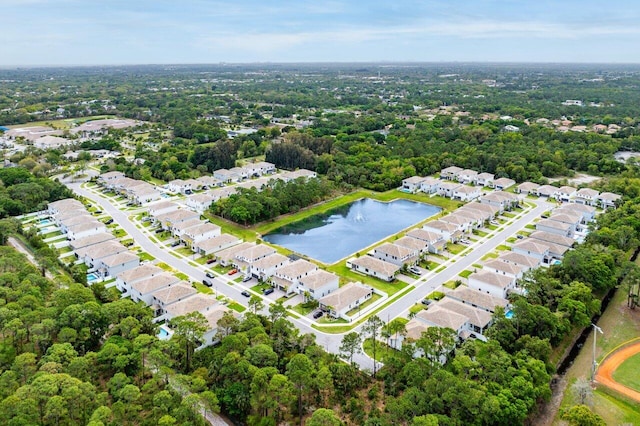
[250, 253, 289, 280]
[69, 233, 116, 251]
[215, 242, 255, 266]
[597, 192, 622, 209]
[48, 198, 85, 216]
[98, 171, 126, 185]
[555, 204, 596, 224]
[457, 169, 478, 184]
[151, 282, 198, 316]
[517, 182, 540, 196]
[480, 191, 518, 213]
[491, 177, 516, 191]
[155, 209, 200, 232]
[371, 243, 418, 267]
[298, 270, 340, 301]
[555, 186, 577, 202]
[536, 218, 575, 237]
[535, 185, 558, 198]
[234, 245, 277, 273]
[181, 222, 221, 248]
[166, 179, 192, 194]
[452, 185, 481, 202]
[214, 169, 242, 184]
[467, 270, 515, 299]
[419, 177, 441, 194]
[196, 175, 222, 189]
[572, 188, 599, 205]
[148, 201, 180, 219]
[401, 176, 426, 193]
[447, 286, 509, 313]
[498, 252, 541, 269]
[194, 234, 242, 256]
[394, 236, 429, 255]
[318, 282, 374, 320]
[186, 193, 216, 213]
[66, 221, 108, 241]
[511, 240, 551, 262]
[483, 259, 526, 279]
[271, 259, 318, 295]
[116, 264, 165, 293]
[438, 181, 462, 198]
[160, 293, 218, 323]
[423, 220, 461, 242]
[98, 252, 140, 279]
[200, 305, 237, 347]
[475, 172, 495, 187]
[347, 256, 400, 282]
[129, 273, 181, 305]
[440, 166, 463, 181]
[529, 230, 575, 248]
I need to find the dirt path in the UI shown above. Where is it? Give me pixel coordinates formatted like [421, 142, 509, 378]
[7, 236, 56, 280]
[595, 341, 640, 403]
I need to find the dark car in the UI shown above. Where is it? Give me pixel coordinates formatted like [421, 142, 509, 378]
[170, 241, 181, 247]
[313, 310, 324, 319]
[263, 288, 274, 295]
[202, 278, 213, 287]
[421, 299, 433, 306]
[105, 218, 114, 225]
[206, 258, 216, 264]
[241, 290, 251, 297]
[155, 228, 164, 234]
[205, 272, 215, 278]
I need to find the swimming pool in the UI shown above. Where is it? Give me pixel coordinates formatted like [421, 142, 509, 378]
[158, 325, 173, 340]
[87, 272, 100, 283]
[505, 310, 514, 319]
[39, 218, 52, 225]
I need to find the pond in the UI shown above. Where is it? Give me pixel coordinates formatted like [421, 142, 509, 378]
[263, 198, 440, 264]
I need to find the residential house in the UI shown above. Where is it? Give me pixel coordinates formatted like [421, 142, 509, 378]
[234, 245, 277, 273]
[166, 179, 191, 194]
[467, 270, 516, 298]
[517, 182, 540, 196]
[194, 234, 242, 256]
[480, 191, 518, 213]
[186, 193, 216, 213]
[253, 161, 276, 175]
[318, 282, 374, 320]
[151, 282, 198, 316]
[597, 192, 622, 209]
[529, 230, 575, 248]
[419, 177, 441, 194]
[535, 185, 558, 198]
[129, 184, 161, 205]
[394, 236, 429, 255]
[162, 294, 219, 323]
[532, 239, 569, 260]
[298, 270, 340, 300]
[371, 243, 418, 267]
[229, 167, 249, 180]
[511, 240, 551, 262]
[437, 181, 462, 198]
[196, 176, 222, 189]
[213, 168, 241, 184]
[155, 209, 200, 232]
[66, 220, 108, 240]
[69, 233, 116, 251]
[129, 273, 181, 305]
[271, 259, 318, 295]
[457, 169, 478, 184]
[76, 240, 127, 267]
[250, 253, 289, 280]
[423, 220, 461, 243]
[555, 186, 577, 202]
[447, 286, 509, 313]
[437, 298, 493, 339]
[115, 264, 164, 293]
[498, 252, 541, 269]
[47, 198, 84, 216]
[181, 222, 221, 248]
[97, 251, 140, 278]
[475, 172, 495, 187]
[170, 219, 203, 239]
[452, 185, 481, 202]
[439, 213, 475, 233]
[483, 259, 526, 280]
[347, 256, 400, 282]
[215, 242, 255, 266]
[401, 176, 426, 193]
[572, 188, 599, 205]
[406, 228, 445, 251]
[201, 305, 236, 347]
[147, 201, 180, 219]
[98, 171, 125, 185]
[440, 166, 463, 181]
[460, 202, 500, 221]
[34, 135, 72, 150]
[282, 169, 317, 181]
[555, 204, 596, 223]
[491, 177, 516, 190]
[58, 214, 96, 233]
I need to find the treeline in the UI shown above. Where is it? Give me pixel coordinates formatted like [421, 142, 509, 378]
[210, 177, 334, 225]
[0, 167, 73, 217]
[0, 245, 217, 426]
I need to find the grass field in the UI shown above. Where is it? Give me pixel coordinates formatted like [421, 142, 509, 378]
[612, 352, 640, 392]
[6, 115, 116, 130]
[553, 286, 640, 425]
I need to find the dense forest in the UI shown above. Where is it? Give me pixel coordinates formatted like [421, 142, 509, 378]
[0, 168, 73, 218]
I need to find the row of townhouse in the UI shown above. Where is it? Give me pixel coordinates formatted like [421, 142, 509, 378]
[114, 264, 240, 348]
[97, 172, 163, 205]
[47, 199, 140, 278]
[516, 182, 622, 208]
[213, 161, 276, 183]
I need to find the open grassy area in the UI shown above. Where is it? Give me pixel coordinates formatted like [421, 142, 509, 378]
[480, 252, 499, 260]
[447, 244, 467, 255]
[363, 338, 407, 364]
[176, 272, 189, 281]
[495, 244, 511, 251]
[472, 229, 489, 237]
[291, 303, 316, 316]
[612, 352, 640, 392]
[327, 263, 408, 296]
[193, 283, 213, 295]
[175, 247, 195, 256]
[227, 302, 246, 313]
[554, 286, 640, 425]
[409, 303, 425, 315]
[6, 115, 116, 130]
[138, 252, 155, 262]
[458, 270, 473, 279]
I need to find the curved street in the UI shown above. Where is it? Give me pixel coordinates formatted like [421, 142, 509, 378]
[68, 179, 551, 371]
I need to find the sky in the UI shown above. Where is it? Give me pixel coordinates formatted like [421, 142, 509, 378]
[4, 0, 640, 66]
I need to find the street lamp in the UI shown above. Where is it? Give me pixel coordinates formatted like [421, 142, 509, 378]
[591, 323, 603, 382]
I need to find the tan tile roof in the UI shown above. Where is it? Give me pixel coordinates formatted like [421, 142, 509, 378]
[299, 269, 338, 290]
[575, 188, 599, 198]
[183, 222, 220, 237]
[117, 264, 164, 283]
[512, 239, 551, 254]
[536, 219, 572, 231]
[423, 220, 459, 233]
[438, 299, 493, 328]
[152, 282, 196, 305]
[548, 212, 581, 224]
[69, 233, 115, 250]
[203, 304, 232, 330]
[498, 252, 540, 268]
[350, 256, 400, 276]
[101, 251, 139, 267]
[517, 182, 540, 192]
[416, 305, 468, 330]
[275, 259, 317, 279]
[394, 236, 428, 251]
[235, 244, 276, 262]
[468, 270, 513, 289]
[405, 318, 430, 340]
[448, 286, 509, 312]
[374, 243, 415, 259]
[131, 273, 180, 294]
[406, 229, 441, 243]
[529, 231, 575, 247]
[318, 282, 372, 313]
[76, 240, 126, 260]
[252, 253, 289, 270]
[484, 259, 526, 276]
[216, 242, 255, 262]
[165, 294, 218, 317]
[196, 234, 242, 252]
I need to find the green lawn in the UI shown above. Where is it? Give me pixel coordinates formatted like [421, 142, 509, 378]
[41, 230, 62, 237]
[316, 316, 348, 325]
[251, 283, 272, 293]
[473, 229, 489, 237]
[480, 252, 499, 260]
[176, 273, 189, 281]
[612, 352, 640, 392]
[193, 283, 213, 294]
[447, 244, 466, 255]
[57, 246, 72, 254]
[327, 264, 408, 296]
[525, 224, 536, 230]
[292, 303, 316, 316]
[458, 270, 473, 279]
[176, 247, 195, 256]
[506, 237, 517, 243]
[427, 291, 445, 300]
[495, 244, 511, 251]
[363, 338, 407, 364]
[346, 293, 382, 316]
[227, 302, 246, 313]
[486, 224, 499, 230]
[138, 252, 155, 262]
[503, 212, 516, 218]
[409, 303, 425, 315]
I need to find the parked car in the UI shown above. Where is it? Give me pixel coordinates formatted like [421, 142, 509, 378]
[202, 278, 213, 287]
[421, 299, 433, 306]
[409, 266, 421, 275]
[242, 275, 252, 282]
[105, 218, 114, 225]
[228, 269, 238, 275]
[313, 310, 324, 319]
[241, 291, 251, 297]
[516, 234, 524, 239]
[206, 258, 216, 264]
[263, 287, 274, 295]
[155, 228, 164, 234]
[205, 272, 215, 278]
[170, 241, 181, 247]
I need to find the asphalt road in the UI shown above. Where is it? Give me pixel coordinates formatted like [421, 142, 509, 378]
[68, 181, 551, 371]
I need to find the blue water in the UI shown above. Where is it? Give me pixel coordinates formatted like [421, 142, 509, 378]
[505, 310, 514, 319]
[161, 193, 170, 198]
[87, 272, 99, 282]
[39, 218, 52, 225]
[158, 326, 171, 339]
[263, 198, 440, 264]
